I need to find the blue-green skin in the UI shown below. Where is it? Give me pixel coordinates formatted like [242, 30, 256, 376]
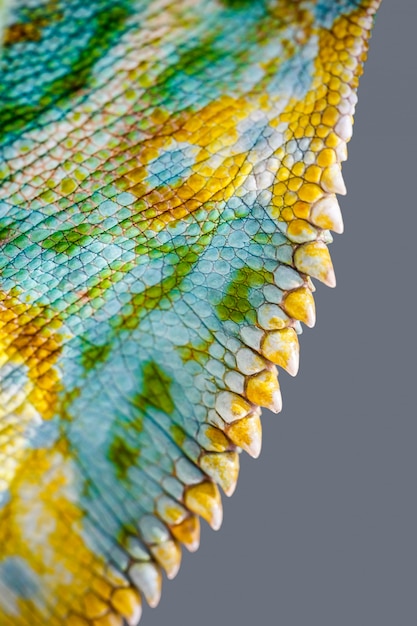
[0, 0, 380, 622]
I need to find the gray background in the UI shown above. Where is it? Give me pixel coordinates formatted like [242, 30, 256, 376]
[144, 2, 417, 624]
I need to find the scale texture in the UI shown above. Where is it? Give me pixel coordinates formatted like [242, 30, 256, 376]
[0, 1, 381, 624]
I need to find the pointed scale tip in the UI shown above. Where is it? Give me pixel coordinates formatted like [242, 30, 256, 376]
[283, 287, 316, 328]
[170, 516, 200, 553]
[226, 413, 262, 459]
[111, 588, 143, 626]
[294, 242, 336, 288]
[200, 451, 240, 497]
[129, 562, 162, 609]
[310, 196, 344, 234]
[150, 539, 182, 580]
[261, 328, 300, 377]
[184, 481, 223, 530]
[245, 369, 282, 413]
[321, 164, 347, 195]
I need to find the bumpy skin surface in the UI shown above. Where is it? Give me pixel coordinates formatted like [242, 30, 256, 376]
[0, 1, 380, 624]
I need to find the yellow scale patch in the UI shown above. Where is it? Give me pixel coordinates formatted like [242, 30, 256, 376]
[116, 96, 257, 231]
[269, 9, 371, 227]
[0, 291, 65, 495]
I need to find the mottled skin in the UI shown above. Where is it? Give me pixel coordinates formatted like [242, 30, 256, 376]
[0, 1, 381, 624]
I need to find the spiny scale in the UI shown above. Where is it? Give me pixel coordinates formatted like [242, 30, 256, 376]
[0, 1, 381, 624]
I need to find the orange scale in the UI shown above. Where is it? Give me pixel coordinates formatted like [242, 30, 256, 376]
[326, 132, 342, 148]
[316, 124, 331, 139]
[293, 127, 305, 140]
[292, 162, 305, 177]
[304, 165, 322, 184]
[288, 177, 303, 192]
[293, 201, 310, 220]
[283, 190, 298, 206]
[280, 208, 294, 222]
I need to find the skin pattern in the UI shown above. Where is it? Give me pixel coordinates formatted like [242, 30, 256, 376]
[0, 1, 382, 624]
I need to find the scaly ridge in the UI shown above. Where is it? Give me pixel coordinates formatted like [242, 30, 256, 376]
[0, 1, 381, 624]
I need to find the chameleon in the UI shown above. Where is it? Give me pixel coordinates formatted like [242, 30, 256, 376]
[0, 0, 382, 624]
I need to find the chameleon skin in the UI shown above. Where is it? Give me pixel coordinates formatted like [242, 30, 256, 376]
[0, 1, 381, 624]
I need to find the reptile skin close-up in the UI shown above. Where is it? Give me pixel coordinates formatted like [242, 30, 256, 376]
[1, 1, 404, 624]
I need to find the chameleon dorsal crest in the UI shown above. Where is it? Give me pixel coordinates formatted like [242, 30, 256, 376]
[0, 1, 381, 624]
